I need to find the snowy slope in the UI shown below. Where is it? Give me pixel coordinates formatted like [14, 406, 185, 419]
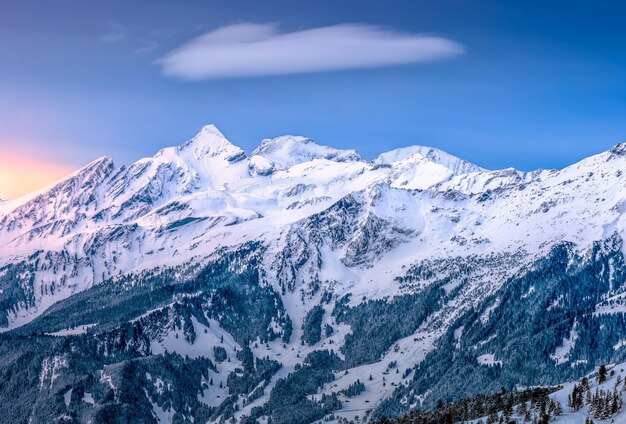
[1, 125, 626, 331]
[468, 362, 626, 424]
[0, 125, 477, 327]
[3, 125, 626, 423]
[250, 135, 361, 175]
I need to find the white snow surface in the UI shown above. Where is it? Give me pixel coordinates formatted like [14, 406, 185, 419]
[550, 324, 579, 365]
[46, 324, 97, 336]
[477, 353, 502, 367]
[251, 135, 361, 172]
[1, 124, 625, 339]
[3, 125, 626, 421]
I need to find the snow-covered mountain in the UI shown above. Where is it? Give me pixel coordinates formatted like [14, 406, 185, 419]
[2, 125, 626, 424]
[250, 135, 362, 175]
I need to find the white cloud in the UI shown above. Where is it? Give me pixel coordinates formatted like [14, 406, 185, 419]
[158, 23, 463, 80]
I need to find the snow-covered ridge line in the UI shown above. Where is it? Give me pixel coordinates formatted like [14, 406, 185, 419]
[4, 124, 626, 424]
[0, 123, 479, 207]
[1, 124, 626, 333]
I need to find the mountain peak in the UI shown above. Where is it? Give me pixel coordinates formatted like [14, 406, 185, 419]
[83, 155, 114, 169]
[375, 145, 484, 174]
[199, 123, 221, 134]
[158, 124, 246, 163]
[608, 142, 626, 158]
[0, 155, 115, 213]
[254, 135, 314, 153]
[250, 135, 362, 173]
[42, 155, 114, 190]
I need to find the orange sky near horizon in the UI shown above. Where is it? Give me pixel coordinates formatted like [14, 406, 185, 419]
[0, 154, 77, 200]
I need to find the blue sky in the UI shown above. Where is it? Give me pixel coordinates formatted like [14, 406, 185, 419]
[2, 0, 626, 193]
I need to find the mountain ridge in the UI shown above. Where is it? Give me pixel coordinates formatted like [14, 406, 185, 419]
[1, 125, 626, 423]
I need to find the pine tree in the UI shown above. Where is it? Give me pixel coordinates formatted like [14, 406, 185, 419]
[486, 412, 498, 424]
[598, 364, 608, 384]
[582, 377, 590, 391]
[524, 409, 532, 422]
[611, 390, 620, 414]
[569, 384, 584, 410]
[516, 400, 528, 416]
[503, 398, 513, 420]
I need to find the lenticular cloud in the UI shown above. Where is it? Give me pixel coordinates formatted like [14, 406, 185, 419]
[158, 23, 463, 80]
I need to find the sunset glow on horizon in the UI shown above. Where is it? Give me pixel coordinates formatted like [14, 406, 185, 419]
[0, 153, 76, 200]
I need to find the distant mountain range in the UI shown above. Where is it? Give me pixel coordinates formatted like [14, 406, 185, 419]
[2, 125, 626, 423]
